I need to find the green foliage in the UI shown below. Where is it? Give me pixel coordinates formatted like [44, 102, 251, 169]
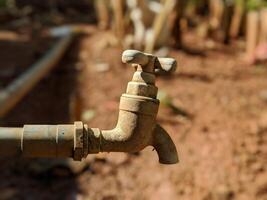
[0, 0, 7, 7]
[246, 0, 267, 10]
[236, 0, 245, 5]
[187, 0, 207, 7]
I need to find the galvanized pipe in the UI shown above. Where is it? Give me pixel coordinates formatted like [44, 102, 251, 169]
[0, 33, 73, 118]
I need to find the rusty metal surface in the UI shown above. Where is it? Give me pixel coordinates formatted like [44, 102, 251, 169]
[73, 121, 85, 161]
[0, 50, 178, 164]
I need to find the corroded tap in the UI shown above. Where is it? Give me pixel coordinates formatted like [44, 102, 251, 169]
[0, 50, 178, 164]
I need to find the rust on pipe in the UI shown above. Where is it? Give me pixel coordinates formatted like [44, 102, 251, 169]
[0, 50, 179, 165]
[0, 33, 73, 118]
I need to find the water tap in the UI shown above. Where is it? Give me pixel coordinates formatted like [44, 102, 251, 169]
[0, 50, 179, 164]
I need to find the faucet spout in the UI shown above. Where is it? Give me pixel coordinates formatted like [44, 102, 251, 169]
[152, 124, 178, 164]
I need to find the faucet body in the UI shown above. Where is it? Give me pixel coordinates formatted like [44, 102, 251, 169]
[0, 50, 178, 164]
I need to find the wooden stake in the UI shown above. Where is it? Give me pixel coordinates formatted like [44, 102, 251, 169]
[229, 0, 245, 38]
[94, 0, 110, 30]
[259, 8, 267, 44]
[246, 11, 260, 60]
[111, 0, 125, 40]
[209, 0, 224, 30]
[145, 0, 176, 53]
[185, 0, 197, 19]
[172, 0, 186, 49]
[137, 0, 155, 27]
[221, 2, 234, 44]
[126, 0, 148, 49]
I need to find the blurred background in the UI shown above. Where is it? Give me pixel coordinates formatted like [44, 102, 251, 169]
[0, 0, 267, 199]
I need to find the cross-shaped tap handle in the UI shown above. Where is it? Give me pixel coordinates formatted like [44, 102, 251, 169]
[122, 50, 177, 73]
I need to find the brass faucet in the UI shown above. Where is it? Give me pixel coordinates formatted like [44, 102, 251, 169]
[0, 50, 178, 164]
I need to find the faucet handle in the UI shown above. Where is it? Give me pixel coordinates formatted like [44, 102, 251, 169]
[122, 50, 177, 73]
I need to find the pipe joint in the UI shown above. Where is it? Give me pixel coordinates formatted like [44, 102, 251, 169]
[119, 95, 159, 116]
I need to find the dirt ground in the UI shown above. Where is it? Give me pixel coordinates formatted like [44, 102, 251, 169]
[0, 26, 267, 200]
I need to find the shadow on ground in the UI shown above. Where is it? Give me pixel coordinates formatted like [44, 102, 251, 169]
[0, 34, 82, 199]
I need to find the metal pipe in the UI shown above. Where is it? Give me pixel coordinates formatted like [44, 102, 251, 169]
[0, 123, 80, 159]
[0, 33, 73, 117]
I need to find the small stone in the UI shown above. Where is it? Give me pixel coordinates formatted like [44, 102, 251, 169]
[258, 112, 267, 130]
[68, 159, 88, 174]
[250, 162, 264, 173]
[255, 173, 267, 196]
[205, 39, 216, 50]
[82, 109, 95, 122]
[259, 90, 267, 102]
[95, 62, 110, 72]
[94, 152, 109, 161]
